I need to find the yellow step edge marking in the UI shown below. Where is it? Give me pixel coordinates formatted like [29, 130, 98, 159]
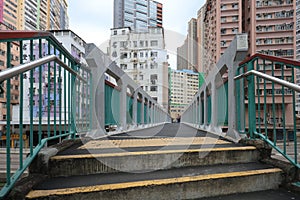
[79, 138, 230, 150]
[26, 168, 282, 199]
[51, 146, 257, 160]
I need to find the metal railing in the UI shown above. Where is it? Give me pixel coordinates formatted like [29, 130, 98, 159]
[236, 53, 300, 168]
[85, 43, 171, 134]
[0, 31, 171, 198]
[181, 34, 249, 140]
[0, 31, 91, 198]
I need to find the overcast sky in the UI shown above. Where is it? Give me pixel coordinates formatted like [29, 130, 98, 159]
[68, 0, 206, 67]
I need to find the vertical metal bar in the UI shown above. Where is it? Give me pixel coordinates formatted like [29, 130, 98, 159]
[89, 71, 93, 131]
[38, 39, 42, 144]
[256, 60, 261, 133]
[29, 40, 34, 156]
[64, 57, 67, 134]
[47, 40, 51, 138]
[281, 64, 287, 154]
[68, 60, 71, 134]
[19, 40, 24, 169]
[53, 47, 57, 136]
[6, 41, 11, 185]
[77, 67, 81, 132]
[291, 68, 298, 164]
[263, 59, 268, 139]
[71, 62, 76, 138]
[59, 52, 62, 136]
[271, 61, 276, 145]
[247, 60, 256, 138]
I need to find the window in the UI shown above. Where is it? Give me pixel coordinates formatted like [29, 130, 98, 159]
[221, 28, 226, 34]
[120, 41, 128, 48]
[151, 40, 158, 46]
[232, 3, 238, 9]
[120, 64, 127, 70]
[140, 75, 144, 80]
[140, 41, 144, 47]
[150, 86, 157, 91]
[121, 52, 128, 59]
[134, 64, 137, 69]
[151, 52, 158, 57]
[113, 30, 117, 35]
[232, 16, 238, 22]
[140, 52, 144, 57]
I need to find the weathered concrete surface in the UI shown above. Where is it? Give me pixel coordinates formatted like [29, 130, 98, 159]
[29, 139, 83, 174]
[26, 169, 282, 200]
[48, 147, 259, 177]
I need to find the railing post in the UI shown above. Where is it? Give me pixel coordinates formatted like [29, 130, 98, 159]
[247, 61, 256, 139]
[141, 94, 144, 126]
[120, 82, 127, 131]
[204, 89, 208, 126]
[211, 81, 217, 128]
[132, 91, 138, 126]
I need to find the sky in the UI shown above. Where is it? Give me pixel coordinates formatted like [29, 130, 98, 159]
[68, 0, 206, 67]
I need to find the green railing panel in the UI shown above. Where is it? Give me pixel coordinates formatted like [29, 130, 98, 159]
[105, 84, 120, 126]
[201, 99, 204, 125]
[126, 96, 133, 124]
[207, 95, 212, 124]
[0, 32, 91, 198]
[144, 103, 147, 124]
[236, 53, 300, 168]
[217, 82, 228, 126]
[137, 101, 142, 124]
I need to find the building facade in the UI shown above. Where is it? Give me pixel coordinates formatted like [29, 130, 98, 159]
[177, 38, 188, 71]
[113, 0, 163, 32]
[297, 0, 300, 113]
[10, 0, 68, 30]
[245, 0, 295, 59]
[169, 69, 199, 120]
[10, 30, 86, 146]
[0, 1, 20, 145]
[108, 27, 169, 109]
[177, 18, 198, 72]
[197, 6, 205, 74]
[200, 0, 243, 76]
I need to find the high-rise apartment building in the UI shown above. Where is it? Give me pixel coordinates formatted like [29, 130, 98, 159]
[245, 0, 295, 59]
[296, 0, 300, 113]
[169, 69, 199, 120]
[197, 6, 205, 74]
[200, 0, 242, 75]
[14, 0, 68, 30]
[177, 38, 188, 71]
[48, 0, 69, 30]
[177, 18, 198, 72]
[113, 0, 163, 32]
[108, 27, 169, 109]
[0, 1, 20, 140]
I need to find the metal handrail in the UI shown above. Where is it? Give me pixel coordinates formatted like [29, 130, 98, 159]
[234, 70, 300, 93]
[0, 55, 87, 83]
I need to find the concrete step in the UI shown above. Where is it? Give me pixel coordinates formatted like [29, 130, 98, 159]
[25, 163, 283, 200]
[197, 188, 300, 200]
[47, 137, 259, 177]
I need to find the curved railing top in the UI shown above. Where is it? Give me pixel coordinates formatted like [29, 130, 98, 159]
[0, 31, 81, 66]
[239, 53, 300, 67]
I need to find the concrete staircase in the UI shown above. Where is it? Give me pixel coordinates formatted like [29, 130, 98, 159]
[22, 127, 285, 200]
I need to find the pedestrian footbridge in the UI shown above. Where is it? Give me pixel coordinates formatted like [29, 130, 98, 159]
[0, 32, 299, 199]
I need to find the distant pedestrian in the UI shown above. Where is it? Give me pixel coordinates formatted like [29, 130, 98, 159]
[177, 114, 181, 123]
